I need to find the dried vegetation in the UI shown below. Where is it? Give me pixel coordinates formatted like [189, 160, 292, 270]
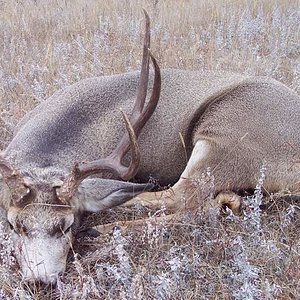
[0, 0, 299, 299]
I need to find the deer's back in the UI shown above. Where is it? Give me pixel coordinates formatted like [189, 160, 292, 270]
[4, 69, 299, 186]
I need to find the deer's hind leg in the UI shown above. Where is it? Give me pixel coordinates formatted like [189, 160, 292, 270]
[170, 139, 242, 214]
[121, 139, 211, 211]
[123, 139, 242, 215]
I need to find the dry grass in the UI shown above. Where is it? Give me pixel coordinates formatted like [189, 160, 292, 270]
[0, 0, 300, 299]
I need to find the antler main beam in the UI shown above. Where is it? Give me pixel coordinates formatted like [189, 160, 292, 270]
[58, 10, 161, 202]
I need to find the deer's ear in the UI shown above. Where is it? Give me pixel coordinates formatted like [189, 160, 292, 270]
[74, 178, 153, 212]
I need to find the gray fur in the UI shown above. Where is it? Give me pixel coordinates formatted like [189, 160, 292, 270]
[5, 69, 299, 191]
[5, 70, 245, 181]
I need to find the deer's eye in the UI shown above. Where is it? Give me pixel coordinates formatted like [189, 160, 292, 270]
[8, 221, 14, 231]
[57, 225, 72, 238]
[64, 225, 72, 234]
[8, 220, 17, 233]
[15, 221, 29, 235]
[8, 221, 28, 236]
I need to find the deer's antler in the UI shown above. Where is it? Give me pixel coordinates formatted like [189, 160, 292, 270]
[58, 10, 161, 202]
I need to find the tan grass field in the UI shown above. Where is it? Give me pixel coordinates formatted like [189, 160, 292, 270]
[0, 0, 300, 299]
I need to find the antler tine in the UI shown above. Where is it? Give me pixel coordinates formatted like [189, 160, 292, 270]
[131, 51, 161, 139]
[134, 8, 150, 114]
[58, 10, 161, 202]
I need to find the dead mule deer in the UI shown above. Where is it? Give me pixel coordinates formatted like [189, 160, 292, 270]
[1, 11, 300, 285]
